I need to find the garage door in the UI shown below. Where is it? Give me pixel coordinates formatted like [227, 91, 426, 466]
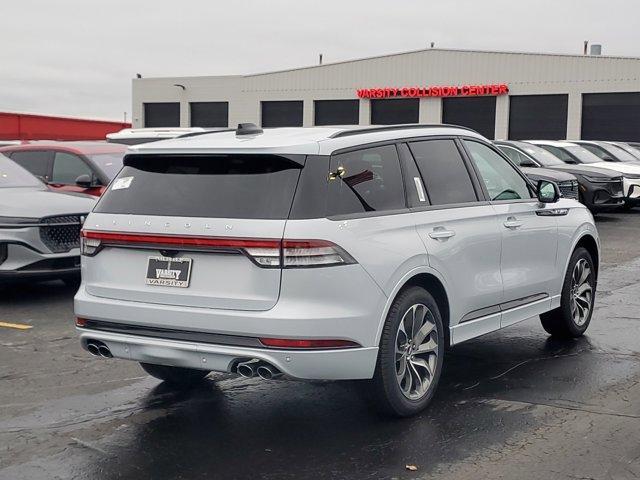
[190, 102, 229, 127]
[314, 100, 359, 126]
[370, 99, 419, 125]
[509, 94, 568, 140]
[442, 96, 496, 139]
[144, 103, 180, 128]
[582, 92, 640, 141]
[261, 101, 303, 128]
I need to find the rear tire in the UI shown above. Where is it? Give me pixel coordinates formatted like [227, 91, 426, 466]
[371, 286, 444, 417]
[540, 247, 596, 338]
[140, 362, 210, 387]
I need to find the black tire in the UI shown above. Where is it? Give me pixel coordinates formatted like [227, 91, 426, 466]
[140, 362, 210, 387]
[371, 286, 445, 417]
[540, 247, 596, 338]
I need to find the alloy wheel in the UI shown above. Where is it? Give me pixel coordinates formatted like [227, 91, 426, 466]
[395, 304, 439, 400]
[570, 258, 593, 326]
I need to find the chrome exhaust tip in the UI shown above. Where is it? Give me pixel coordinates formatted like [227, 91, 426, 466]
[236, 359, 259, 378]
[86, 342, 100, 356]
[97, 345, 113, 358]
[257, 364, 283, 380]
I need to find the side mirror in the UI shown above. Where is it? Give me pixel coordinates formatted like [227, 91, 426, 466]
[75, 174, 93, 188]
[537, 180, 560, 203]
[602, 157, 615, 162]
[520, 159, 537, 168]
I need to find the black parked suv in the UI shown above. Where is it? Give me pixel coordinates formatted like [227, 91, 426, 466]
[495, 141, 625, 212]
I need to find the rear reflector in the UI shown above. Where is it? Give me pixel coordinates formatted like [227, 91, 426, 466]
[81, 230, 355, 268]
[75, 317, 87, 327]
[259, 338, 360, 349]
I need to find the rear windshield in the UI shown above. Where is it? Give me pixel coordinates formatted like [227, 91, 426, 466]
[95, 154, 303, 219]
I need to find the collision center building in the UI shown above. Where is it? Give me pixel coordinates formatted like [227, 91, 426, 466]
[132, 48, 640, 141]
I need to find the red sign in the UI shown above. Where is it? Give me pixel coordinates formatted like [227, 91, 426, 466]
[356, 84, 509, 99]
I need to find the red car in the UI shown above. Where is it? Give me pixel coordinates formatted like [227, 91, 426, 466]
[0, 142, 127, 196]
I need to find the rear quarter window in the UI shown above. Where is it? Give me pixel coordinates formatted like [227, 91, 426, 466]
[95, 154, 303, 219]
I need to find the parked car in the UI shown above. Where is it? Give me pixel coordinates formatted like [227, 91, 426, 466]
[529, 140, 640, 209]
[605, 142, 640, 160]
[106, 127, 211, 145]
[0, 142, 127, 197]
[495, 140, 625, 212]
[75, 123, 599, 417]
[572, 140, 640, 163]
[0, 154, 95, 284]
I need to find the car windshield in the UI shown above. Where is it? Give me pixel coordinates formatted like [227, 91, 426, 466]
[605, 144, 638, 162]
[87, 153, 125, 179]
[564, 146, 602, 164]
[518, 144, 565, 166]
[0, 154, 43, 188]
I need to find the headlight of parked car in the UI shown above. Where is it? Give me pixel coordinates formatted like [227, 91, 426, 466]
[582, 175, 615, 183]
[0, 216, 40, 228]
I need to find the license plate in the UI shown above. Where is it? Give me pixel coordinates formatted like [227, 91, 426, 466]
[145, 256, 192, 288]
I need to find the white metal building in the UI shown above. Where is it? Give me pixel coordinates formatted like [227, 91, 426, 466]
[132, 48, 640, 141]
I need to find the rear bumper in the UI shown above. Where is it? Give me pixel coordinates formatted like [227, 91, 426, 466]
[77, 328, 378, 380]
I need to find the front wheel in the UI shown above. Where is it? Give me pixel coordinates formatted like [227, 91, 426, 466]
[140, 362, 210, 387]
[371, 286, 444, 417]
[540, 247, 596, 338]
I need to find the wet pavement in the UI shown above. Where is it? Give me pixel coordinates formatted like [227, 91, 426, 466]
[1, 211, 640, 480]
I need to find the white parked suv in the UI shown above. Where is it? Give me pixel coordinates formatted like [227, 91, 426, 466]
[75, 124, 599, 416]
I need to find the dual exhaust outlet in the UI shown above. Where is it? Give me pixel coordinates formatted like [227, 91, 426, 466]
[86, 340, 112, 358]
[235, 359, 283, 380]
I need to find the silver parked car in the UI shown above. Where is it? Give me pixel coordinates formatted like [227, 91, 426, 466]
[75, 124, 599, 416]
[0, 154, 95, 284]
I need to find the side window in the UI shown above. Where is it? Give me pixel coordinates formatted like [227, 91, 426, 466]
[542, 145, 573, 163]
[580, 144, 607, 160]
[498, 146, 531, 167]
[408, 139, 478, 205]
[8, 151, 52, 179]
[464, 140, 533, 201]
[52, 152, 94, 184]
[328, 145, 405, 216]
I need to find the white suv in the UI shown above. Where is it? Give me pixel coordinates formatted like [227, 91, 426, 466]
[75, 124, 599, 416]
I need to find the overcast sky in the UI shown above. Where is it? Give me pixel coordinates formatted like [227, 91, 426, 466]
[1, 0, 638, 121]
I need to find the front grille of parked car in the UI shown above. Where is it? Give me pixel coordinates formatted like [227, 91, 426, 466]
[559, 180, 579, 201]
[39, 215, 85, 253]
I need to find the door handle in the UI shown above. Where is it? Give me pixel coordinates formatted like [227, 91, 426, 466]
[503, 216, 523, 229]
[429, 227, 456, 240]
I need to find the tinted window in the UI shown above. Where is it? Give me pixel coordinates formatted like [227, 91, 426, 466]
[190, 102, 229, 127]
[464, 141, 532, 201]
[509, 94, 568, 140]
[9, 150, 51, 179]
[442, 96, 496, 139]
[408, 140, 477, 205]
[0, 155, 42, 188]
[261, 101, 303, 128]
[370, 99, 419, 125]
[144, 103, 180, 128]
[328, 145, 405, 216]
[314, 100, 359, 126]
[52, 152, 93, 184]
[95, 155, 302, 219]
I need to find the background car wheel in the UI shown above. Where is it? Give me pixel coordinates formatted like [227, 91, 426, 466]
[540, 247, 596, 338]
[140, 362, 210, 387]
[371, 286, 444, 417]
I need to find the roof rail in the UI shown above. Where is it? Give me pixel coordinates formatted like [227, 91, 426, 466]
[176, 128, 234, 139]
[329, 123, 480, 139]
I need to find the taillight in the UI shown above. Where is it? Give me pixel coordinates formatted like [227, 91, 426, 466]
[259, 337, 360, 349]
[80, 231, 355, 268]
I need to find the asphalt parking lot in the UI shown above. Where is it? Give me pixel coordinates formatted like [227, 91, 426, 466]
[1, 211, 640, 480]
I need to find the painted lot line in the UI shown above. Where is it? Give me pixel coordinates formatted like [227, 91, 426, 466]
[0, 321, 33, 330]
